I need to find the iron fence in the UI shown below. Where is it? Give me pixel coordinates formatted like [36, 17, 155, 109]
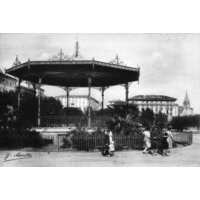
[172, 132, 193, 145]
[58, 134, 144, 151]
[57, 132, 193, 152]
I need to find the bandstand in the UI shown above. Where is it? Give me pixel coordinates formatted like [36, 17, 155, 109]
[6, 42, 140, 128]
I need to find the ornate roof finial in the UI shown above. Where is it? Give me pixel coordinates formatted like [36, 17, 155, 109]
[59, 48, 64, 61]
[110, 54, 124, 65]
[71, 41, 83, 60]
[13, 55, 21, 66]
[49, 49, 69, 61]
[115, 54, 119, 64]
[75, 41, 79, 58]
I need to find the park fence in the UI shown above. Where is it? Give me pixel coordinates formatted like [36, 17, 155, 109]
[63, 134, 144, 151]
[57, 132, 193, 152]
[172, 132, 193, 146]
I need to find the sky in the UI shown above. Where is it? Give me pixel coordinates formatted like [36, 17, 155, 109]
[0, 33, 199, 113]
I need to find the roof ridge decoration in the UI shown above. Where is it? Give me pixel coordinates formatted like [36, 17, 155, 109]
[110, 54, 125, 65]
[49, 48, 70, 61]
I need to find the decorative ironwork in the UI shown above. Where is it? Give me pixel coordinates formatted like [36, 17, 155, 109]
[71, 41, 84, 60]
[49, 49, 70, 61]
[110, 54, 125, 65]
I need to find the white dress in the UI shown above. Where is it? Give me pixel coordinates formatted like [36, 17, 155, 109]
[143, 130, 151, 148]
[166, 130, 173, 149]
[108, 131, 115, 151]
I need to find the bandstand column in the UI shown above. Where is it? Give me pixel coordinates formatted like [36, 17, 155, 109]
[32, 83, 36, 97]
[37, 77, 42, 127]
[88, 77, 92, 128]
[101, 87, 105, 110]
[17, 79, 22, 111]
[31, 82, 37, 126]
[66, 87, 70, 108]
[125, 82, 129, 106]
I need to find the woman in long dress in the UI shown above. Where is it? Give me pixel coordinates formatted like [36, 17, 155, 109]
[142, 128, 151, 154]
[102, 129, 115, 156]
[108, 130, 115, 156]
[166, 127, 173, 152]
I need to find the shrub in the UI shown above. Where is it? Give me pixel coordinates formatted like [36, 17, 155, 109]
[0, 91, 63, 128]
[170, 115, 200, 131]
[0, 129, 52, 149]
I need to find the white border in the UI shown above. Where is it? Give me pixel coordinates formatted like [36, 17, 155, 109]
[1, 1, 200, 200]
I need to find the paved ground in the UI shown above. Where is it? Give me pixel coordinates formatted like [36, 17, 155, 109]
[0, 134, 200, 167]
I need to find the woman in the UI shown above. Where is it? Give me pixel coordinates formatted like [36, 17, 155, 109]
[161, 129, 169, 156]
[142, 127, 151, 154]
[166, 126, 173, 152]
[102, 129, 109, 156]
[108, 130, 115, 156]
[102, 129, 115, 156]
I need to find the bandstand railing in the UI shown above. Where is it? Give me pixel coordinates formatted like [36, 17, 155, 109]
[40, 115, 111, 128]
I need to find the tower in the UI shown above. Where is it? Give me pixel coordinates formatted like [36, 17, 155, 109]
[183, 91, 190, 109]
[180, 91, 193, 116]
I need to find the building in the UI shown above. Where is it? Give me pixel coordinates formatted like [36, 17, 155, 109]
[179, 92, 193, 116]
[55, 95, 100, 112]
[0, 68, 18, 92]
[0, 67, 44, 96]
[129, 95, 179, 120]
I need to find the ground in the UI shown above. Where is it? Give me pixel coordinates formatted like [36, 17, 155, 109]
[0, 134, 200, 167]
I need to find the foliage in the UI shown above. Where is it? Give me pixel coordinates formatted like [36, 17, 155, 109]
[139, 108, 154, 129]
[170, 115, 200, 131]
[154, 112, 168, 129]
[105, 104, 141, 135]
[63, 107, 84, 116]
[0, 91, 63, 128]
[105, 105, 168, 137]
[41, 96, 63, 116]
[0, 129, 52, 149]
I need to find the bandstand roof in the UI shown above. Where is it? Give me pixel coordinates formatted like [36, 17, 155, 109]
[6, 60, 140, 87]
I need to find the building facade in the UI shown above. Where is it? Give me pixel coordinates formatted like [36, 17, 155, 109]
[129, 95, 179, 120]
[0, 68, 18, 92]
[55, 95, 100, 112]
[0, 68, 44, 96]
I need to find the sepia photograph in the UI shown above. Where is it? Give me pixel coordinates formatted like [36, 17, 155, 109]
[0, 33, 199, 167]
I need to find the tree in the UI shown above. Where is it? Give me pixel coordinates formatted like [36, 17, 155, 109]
[140, 108, 154, 129]
[41, 96, 63, 116]
[0, 91, 64, 128]
[170, 115, 200, 131]
[154, 112, 168, 129]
